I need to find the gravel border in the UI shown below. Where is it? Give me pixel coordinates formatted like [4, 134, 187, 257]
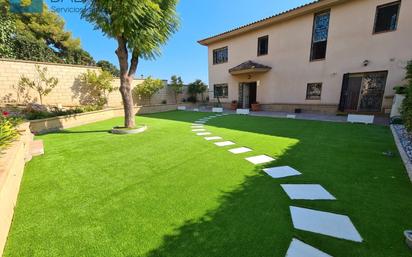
[391, 125, 412, 182]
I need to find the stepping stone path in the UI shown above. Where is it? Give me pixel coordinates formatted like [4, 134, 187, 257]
[286, 238, 332, 257]
[290, 206, 363, 242]
[204, 136, 222, 141]
[229, 147, 252, 154]
[215, 141, 235, 147]
[197, 132, 211, 136]
[189, 113, 363, 256]
[281, 184, 336, 200]
[245, 155, 275, 165]
[263, 166, 301, 178]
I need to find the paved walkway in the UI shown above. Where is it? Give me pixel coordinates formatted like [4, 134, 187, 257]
[183, 107, 390, 125]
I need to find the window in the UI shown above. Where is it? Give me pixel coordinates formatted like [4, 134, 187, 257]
[214, 84, 228, 98]
[374, 1, 401, 33]
[310, 11, 330, 61]
[257, 36, 269, 56]
[213, 47, 228, 64]
[306, 83, 322, 100]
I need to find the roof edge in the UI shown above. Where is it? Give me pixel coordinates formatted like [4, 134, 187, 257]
[198, 0, 348, 46]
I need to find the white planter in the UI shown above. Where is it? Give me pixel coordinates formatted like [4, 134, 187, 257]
[212, 108, 223, 113]
[286, 114, 296, 119]
[236, 109, 250, 115]
[347, 114, 374, 124]
[390, 94, 405, 118]
[405, 230, 412, 250]
[177, 106, 186, 111]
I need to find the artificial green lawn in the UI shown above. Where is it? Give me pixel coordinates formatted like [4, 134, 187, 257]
[4, 111, 412, 257]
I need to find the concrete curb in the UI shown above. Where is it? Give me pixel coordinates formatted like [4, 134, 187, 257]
[390, 125, 412, 182]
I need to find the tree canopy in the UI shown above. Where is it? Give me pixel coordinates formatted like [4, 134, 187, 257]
[0, 0, 95, 65]
[81, 0, 179, 60]
[97, 60, 120, 77]
[81, 0, 179, 128]
[170, 75, 184, 103]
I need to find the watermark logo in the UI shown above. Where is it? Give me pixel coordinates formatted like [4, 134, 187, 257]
[10, 0, 43, 14]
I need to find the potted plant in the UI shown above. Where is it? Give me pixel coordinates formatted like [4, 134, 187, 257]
[405, 230, 412, 251]
[230, 100, 238, 110]
[251, 102, 261, 112]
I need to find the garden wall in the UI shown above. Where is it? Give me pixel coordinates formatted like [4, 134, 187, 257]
[0, 59, 178, 107]
[30, 104, 178, 134]
[0, 123, 33, 256]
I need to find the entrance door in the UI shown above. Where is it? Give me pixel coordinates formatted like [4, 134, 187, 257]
[340, 71, 387, 112]
[358, 72, 387, 112]
[239, 82, 257, 108]
[344, 74, 363, 111]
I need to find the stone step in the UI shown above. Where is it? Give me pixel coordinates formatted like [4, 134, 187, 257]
[30, 140, 44, 157]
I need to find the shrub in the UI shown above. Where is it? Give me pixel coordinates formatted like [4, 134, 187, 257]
[78, 70, 116, 107]
[187, 96, 197, 103]
[133, 77, 165, 105]
[401, 61, 412, 131]
[188, 80, 207, 103]
[0, 112, 19, 149]
[18, 65, 59, 104]
[394, 85, 406, 95]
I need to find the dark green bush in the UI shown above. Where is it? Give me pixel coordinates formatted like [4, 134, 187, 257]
[400, 61, 412, 131]
[394, 86, 406, 95]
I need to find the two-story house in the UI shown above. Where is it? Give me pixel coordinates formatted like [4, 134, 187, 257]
[198, 0, 412, 114]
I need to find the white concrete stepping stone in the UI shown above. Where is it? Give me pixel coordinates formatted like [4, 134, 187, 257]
[290, 206, 363, 242]
[263, 166, 301, 179]
[215, 141, 235, 147]
[205, 136, 222, 141]
[245, 155, 275, 165]
[195, 121, 206, 124]
[286, 238, 332, 257]
[197, 132, 211, 136]
[192, 129, 206, 132]
[228, 147, 252, 154]
[192, 124, 203, 126]
[281, 184, 336, 200]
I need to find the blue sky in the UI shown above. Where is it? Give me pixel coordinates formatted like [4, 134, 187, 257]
[46, 0, 313, 84]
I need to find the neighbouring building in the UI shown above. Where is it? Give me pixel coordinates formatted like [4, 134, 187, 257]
[198, 0, 412, 114]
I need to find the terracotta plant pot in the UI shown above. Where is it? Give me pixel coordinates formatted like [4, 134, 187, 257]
[251, 103, 261, 112]
[230, 102, 238, 110]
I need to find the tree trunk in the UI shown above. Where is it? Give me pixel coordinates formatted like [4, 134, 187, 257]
[115, 36, 138, 128]
[119, 77, 135, 128]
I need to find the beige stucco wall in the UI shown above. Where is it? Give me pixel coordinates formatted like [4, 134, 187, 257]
[0, 59, 178, 107]
[207, 0, 412, 113]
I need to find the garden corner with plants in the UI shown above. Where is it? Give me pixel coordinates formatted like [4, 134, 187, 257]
[0, 111, 21, 149]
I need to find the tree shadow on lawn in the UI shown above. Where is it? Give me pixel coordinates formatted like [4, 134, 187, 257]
[145, 165, 294, 257]
[141, 111, 412, 257]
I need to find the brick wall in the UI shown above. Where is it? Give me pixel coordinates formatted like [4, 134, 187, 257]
[0, 59, 180, 107]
